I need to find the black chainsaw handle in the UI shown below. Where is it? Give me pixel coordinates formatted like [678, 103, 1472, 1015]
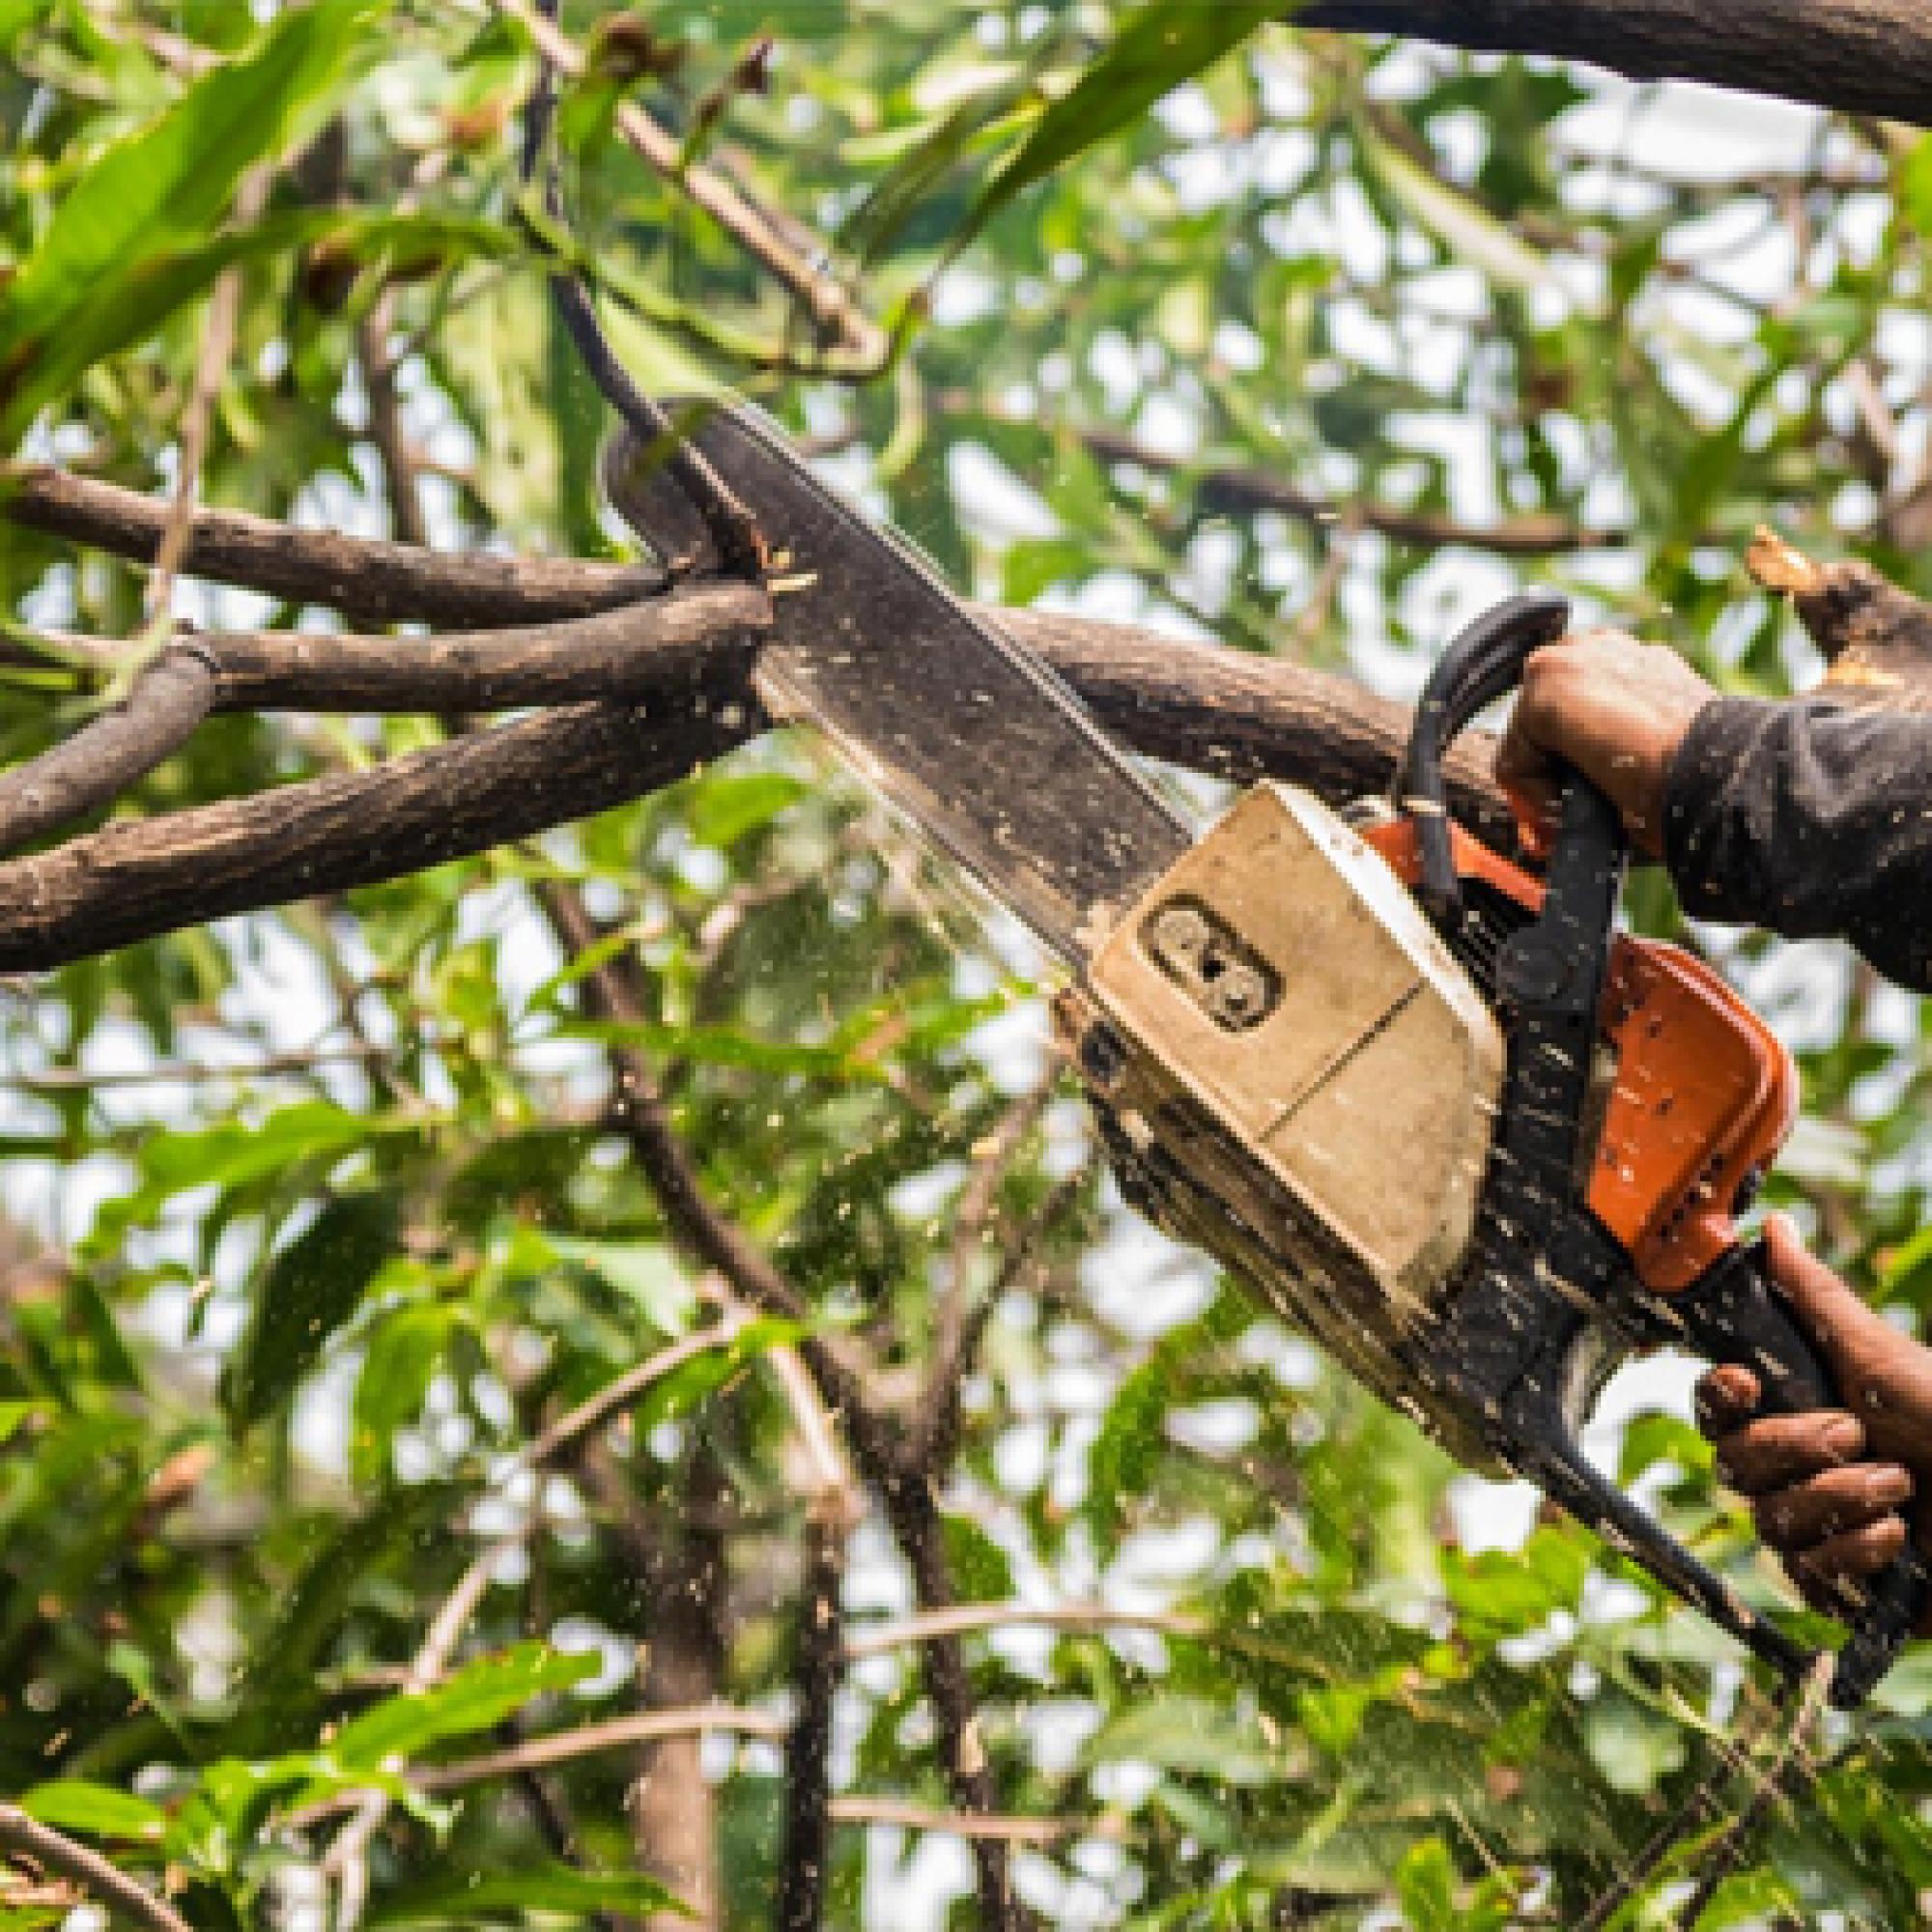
[1396, 588, 1571, 926]
[1668, 1240, 1932, 1708]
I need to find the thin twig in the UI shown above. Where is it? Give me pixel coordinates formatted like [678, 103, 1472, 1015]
[319, 1320, 751, 1928]
[147, 167, 270, 623]
[839, 1599, 1317, 1672]
[1, 1040, 386, 1093]
[521, 1317, 749, 1469]
[357, 288, 430, 553]
[496, 0, 887, 369]
[826, 1797, 1127, 1847]
[0, 1804, 190, 1932]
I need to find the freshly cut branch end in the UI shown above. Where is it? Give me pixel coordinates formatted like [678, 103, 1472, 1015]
[1748, 525, 1932, 709]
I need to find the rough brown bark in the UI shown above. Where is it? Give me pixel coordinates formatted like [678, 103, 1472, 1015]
[0, 466, 667, 627]
[0, 611, 1507, 974]
[0, 686, 749, 972]
[202, 584, 769, 712]
[0, 651, 217, 856]
[1297, 0, 1932, 128]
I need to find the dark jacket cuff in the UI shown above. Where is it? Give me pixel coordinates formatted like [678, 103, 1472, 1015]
[1662, 696, 1780, 927]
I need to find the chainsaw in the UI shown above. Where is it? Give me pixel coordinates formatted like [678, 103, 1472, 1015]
[617, 402, 1929, 1709]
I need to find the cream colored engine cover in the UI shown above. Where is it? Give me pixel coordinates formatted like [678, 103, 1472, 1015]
[1080, 782, 1505, 1326]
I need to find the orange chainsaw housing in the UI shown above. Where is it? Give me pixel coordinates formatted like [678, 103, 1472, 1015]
[1363, 817, 1798, 1293]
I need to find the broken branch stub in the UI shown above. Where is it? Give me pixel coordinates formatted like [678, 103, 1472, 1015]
[1748, 526, 1932, 712]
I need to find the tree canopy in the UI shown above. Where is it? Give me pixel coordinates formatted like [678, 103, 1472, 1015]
[2, 5, 1931, 1928]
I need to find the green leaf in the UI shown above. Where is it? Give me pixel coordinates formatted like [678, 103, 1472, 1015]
[541, 1235, 696, 1336]
[1084, 1357, 1166, 1548]
[1, 207, 516, 448]
[366, 1863, 691, 1926]
[1581, 1689, 1687, 1795]
[1362, 128, 1548, 293]
[18, 1781, 168, 1843]
[1395, 1838, 1459, 1931]
[1904, 134, 1932, 236]
[684, 771, 810, 848]
[0, 0, 376, 434]
[224, 1189, 403, 1428]
[0, 1400, 43, 1448]
[948, 1, 1277, 267]
[1441, 1525, 1590, 1638]
[328, 1642, 596, 1769]
[352, 1304, 452, 1487]
[0, 0, 53, 59]
[1082, 1693, 1282, 1785]
[630, 1316, 808, 1436]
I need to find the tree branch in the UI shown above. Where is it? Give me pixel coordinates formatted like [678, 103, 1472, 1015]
[779, 1507, 848, 1932]
[0, 602, 1507, 974]
[0, 465, 668, 627]
[198, 582, 767, 712]
[1074, 423, 1623, 556]
[1296, 0, 1932, 127]
[0, 650, 217, 857]
[497, 0, 888, 370]
[0, 1804, 190, 1932]
[0, 685, 746, 973]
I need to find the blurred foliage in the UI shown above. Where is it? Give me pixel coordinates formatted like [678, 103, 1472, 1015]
[1, 2, 1931, 1928]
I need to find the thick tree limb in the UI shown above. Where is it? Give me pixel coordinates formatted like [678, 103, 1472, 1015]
[197, 582, 768, 712]
[0, 685, 748, 973]
[1747, 526, 1932, 710]
[0, 650, 216, 857]
[1297, 0, 1932, 128]
[0, 609, 1507, 974]
[0, 465, 667, 627]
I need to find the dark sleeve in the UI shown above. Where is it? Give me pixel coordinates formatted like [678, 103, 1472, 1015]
[1663, 696, 1932, 993]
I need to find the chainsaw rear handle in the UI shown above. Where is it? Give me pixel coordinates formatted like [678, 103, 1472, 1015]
[1413, 594, 1925, 1707]
[1667, 1242, 1932, 1707]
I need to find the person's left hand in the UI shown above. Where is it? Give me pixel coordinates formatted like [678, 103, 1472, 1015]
[1695, 1216, 1932, 1628]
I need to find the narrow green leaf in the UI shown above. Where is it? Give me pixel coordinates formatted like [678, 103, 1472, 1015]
[1084, 1357, 1166, 1548]
[1, 0, 375, 363]
[329, 1642, 596, 1768]
[352, 1304, 451, 1487]
[948, 1, 1277, 265]
[0, 1399, 43, 1448]
[0, 0, 54, 59]
[1363, 129, 1548, 294]
[1394, 1837, 1458, 1932]
[1900, 133, 1932, 236]
[366, 1863, 691, 1926]
[18, 1781, 168, 1843]
[541, 1236, 696, 1336]
[224, 1189, 402, 1428]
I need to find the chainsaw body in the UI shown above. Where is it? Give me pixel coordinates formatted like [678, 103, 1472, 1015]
[1056, 781, 1797, 1472]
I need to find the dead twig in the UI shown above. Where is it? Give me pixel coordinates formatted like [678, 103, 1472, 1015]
[0, 1804, 190, 1932]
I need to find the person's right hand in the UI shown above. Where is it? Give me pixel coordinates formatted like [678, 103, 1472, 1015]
[1495, 627, 1719, 858]
[1695, 1215, 1932, 1629]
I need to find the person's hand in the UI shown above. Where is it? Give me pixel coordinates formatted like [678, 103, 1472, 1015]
[1495, 628, 1719, 858]
[1695, 1215, 1932, 1629]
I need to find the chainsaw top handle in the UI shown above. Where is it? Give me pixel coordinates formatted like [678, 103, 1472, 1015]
[1395, 587, 1570, 928]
